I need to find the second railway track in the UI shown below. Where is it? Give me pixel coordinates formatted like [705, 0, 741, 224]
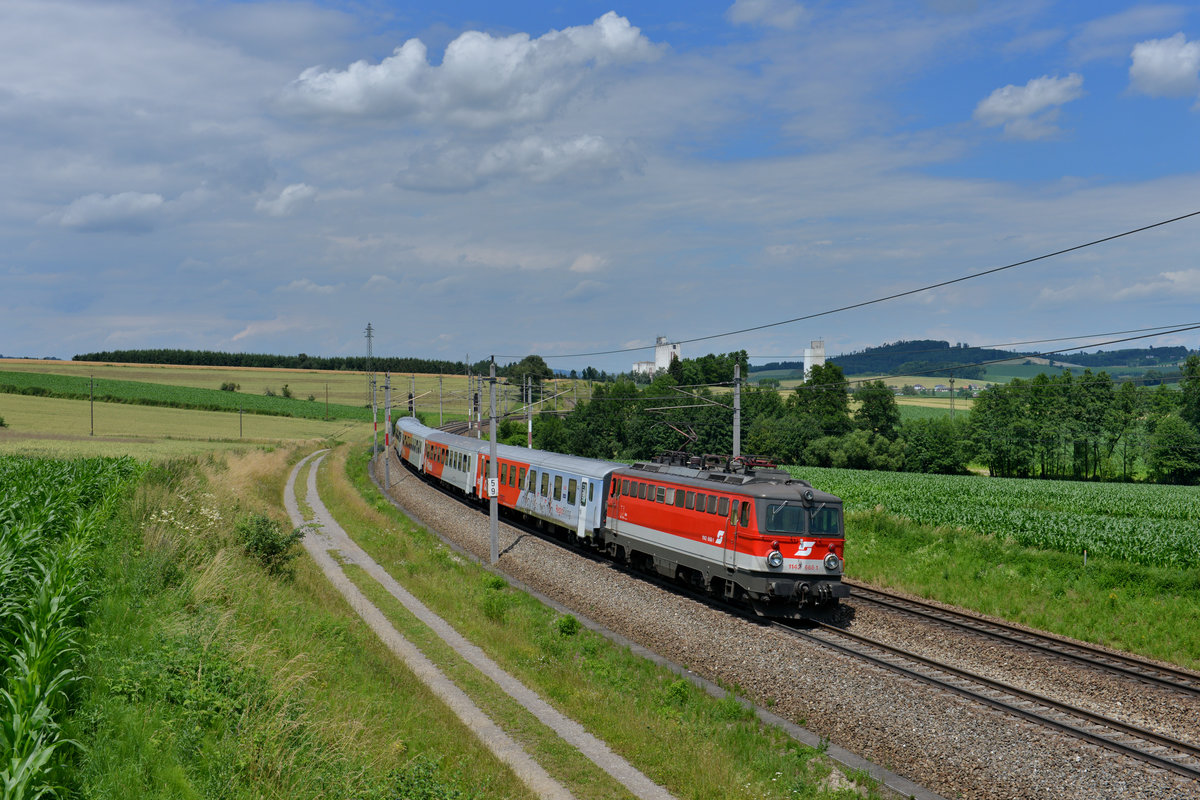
[845, 580, 1200, 697]
[778, 619, 1200, 781]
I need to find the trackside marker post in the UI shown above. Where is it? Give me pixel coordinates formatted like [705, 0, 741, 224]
[489, 357, 499, 565]
[385, 372, 391, 488]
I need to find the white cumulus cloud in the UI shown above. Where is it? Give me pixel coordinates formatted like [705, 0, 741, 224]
[727, 0, 806, 30]
[397, 134, 639, 192]
[59, 191, 165, 233]
[973, 73, 1084, 140]
[278, 12, 659, 127]
[570, 254, 607, 273]
[1129, 33, 1200, 97]
[1114, 268, 1200, 299]
[280, 278, 339, 294]
[255, 183, 317, 217]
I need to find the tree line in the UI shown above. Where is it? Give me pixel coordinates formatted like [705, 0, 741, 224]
[515, 354, 1200, 486]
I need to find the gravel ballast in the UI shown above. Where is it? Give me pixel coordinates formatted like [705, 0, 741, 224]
[376, 451, 1200, 800]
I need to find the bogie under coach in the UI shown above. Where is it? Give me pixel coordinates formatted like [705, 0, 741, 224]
[394, 417, 847, 618]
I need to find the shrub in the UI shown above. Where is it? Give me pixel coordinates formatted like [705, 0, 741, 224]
[481, 592, 508, 623]
[219, 382, 240, 391]
[0, 414, 5, 427]
[281, 384, 292, 399]
[234, 513, 305, 576]
[263, 388, 276, 397]
[555, 614, 581, 637]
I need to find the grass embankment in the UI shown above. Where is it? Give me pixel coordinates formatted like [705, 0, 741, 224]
[0, 370, 371, 421]
[67, 448, 534, 798]
[845, 512, 1200, 669]
[319, 444, 880, 799]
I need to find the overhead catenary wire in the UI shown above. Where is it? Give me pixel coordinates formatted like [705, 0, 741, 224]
[498, 210, 1200, 361]
[747, 322, 1200, 362]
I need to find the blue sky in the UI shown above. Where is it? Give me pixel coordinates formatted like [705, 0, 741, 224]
[3, 0, 1199, 372]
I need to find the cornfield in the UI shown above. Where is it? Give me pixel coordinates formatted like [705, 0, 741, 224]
[0, 455, 141, 798]
[786, 466, 1200, 569]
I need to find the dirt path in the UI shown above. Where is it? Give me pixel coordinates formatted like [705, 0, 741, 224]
[284, 449, 677, 800]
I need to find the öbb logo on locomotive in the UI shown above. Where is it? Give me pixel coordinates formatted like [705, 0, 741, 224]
[394, 416, 848, 618]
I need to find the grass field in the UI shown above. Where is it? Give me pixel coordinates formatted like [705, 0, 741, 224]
[0, 358, 590, 424]
[0, 393, 370, 459]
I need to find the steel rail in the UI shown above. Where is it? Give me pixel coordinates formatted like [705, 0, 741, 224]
[845, 581, 1200, 697]
[777, 621, 1200, 781]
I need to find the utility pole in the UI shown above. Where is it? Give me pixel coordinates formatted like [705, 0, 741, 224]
[489, 358, 499, 565]
[239, 405, 243, 439]
[90, 375, 94, 436]
[385, 372, 391, 487]
[949, 374, 956, 421]
[410, 373, 416, 419]
[439, 374, 443, 427]
[364, 323, 374, 409]
[526, 375, 532, 449]
[733, 363, 741, 458]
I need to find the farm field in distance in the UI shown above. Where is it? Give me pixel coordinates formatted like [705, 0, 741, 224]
[0, 358, 593, 425]
[787, 464, 1200, 569]
[0, 393, 371, 459]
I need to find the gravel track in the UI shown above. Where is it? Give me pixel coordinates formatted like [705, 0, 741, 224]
[378, 450, 1200, 800]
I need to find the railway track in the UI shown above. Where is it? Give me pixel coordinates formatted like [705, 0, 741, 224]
[392, 447, 1200, 784]
[777, 620, 1200, 781]
[845, 580, 1200, 698]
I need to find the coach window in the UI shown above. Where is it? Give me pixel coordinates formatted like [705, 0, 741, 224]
[541, 473, 550, 497]
[664, 488, 674, 505]
[520, 468, 527, 489]
[621, 480, 629, 496]
[501, 464, 508, 484]
[707, 495, 718, 514]
[568, 479, 577, 504]
[740, 501, 751, 526]
[694, 492, 705, 512]
[554, 475, 563, 501]
[656, 487, 666, 503]
[589, 482, 595, 502]
[718, 497, 729, 517]
[674, 490, 685, 508]
[638, 483, 647, 500]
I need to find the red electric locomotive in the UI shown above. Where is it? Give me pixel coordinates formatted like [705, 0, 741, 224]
[603, 453, 848, 617]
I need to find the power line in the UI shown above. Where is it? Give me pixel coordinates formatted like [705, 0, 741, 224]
[505, 210, 1200, 361]
[748, 322, 1200, 361]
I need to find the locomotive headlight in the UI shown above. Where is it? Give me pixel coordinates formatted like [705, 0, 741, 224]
[767, 549, 784, 568]
[823, 552, 842, 573]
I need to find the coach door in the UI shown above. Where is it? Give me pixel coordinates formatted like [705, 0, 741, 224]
[722, 496, 739, 573]
[575, 479, 589, 540]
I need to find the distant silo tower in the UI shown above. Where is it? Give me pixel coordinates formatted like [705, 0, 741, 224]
[803, 340, 825, 378]
[654, 336, 680, 372]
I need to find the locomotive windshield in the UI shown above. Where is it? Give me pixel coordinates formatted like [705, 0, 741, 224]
[810, 507, 842, 536]
[765, 503, 804, 534]
[765, 503, 843, 537]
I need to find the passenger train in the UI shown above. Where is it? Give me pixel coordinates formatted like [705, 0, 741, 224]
[394, 415, 848, 618]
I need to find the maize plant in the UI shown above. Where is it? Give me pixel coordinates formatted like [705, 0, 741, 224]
[0, 456, 141, 799]
[785, 465, 1200, 569]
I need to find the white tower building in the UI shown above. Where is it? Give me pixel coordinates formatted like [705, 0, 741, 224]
[633, 336, 681, 376]
[803, 340, 826, 378]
